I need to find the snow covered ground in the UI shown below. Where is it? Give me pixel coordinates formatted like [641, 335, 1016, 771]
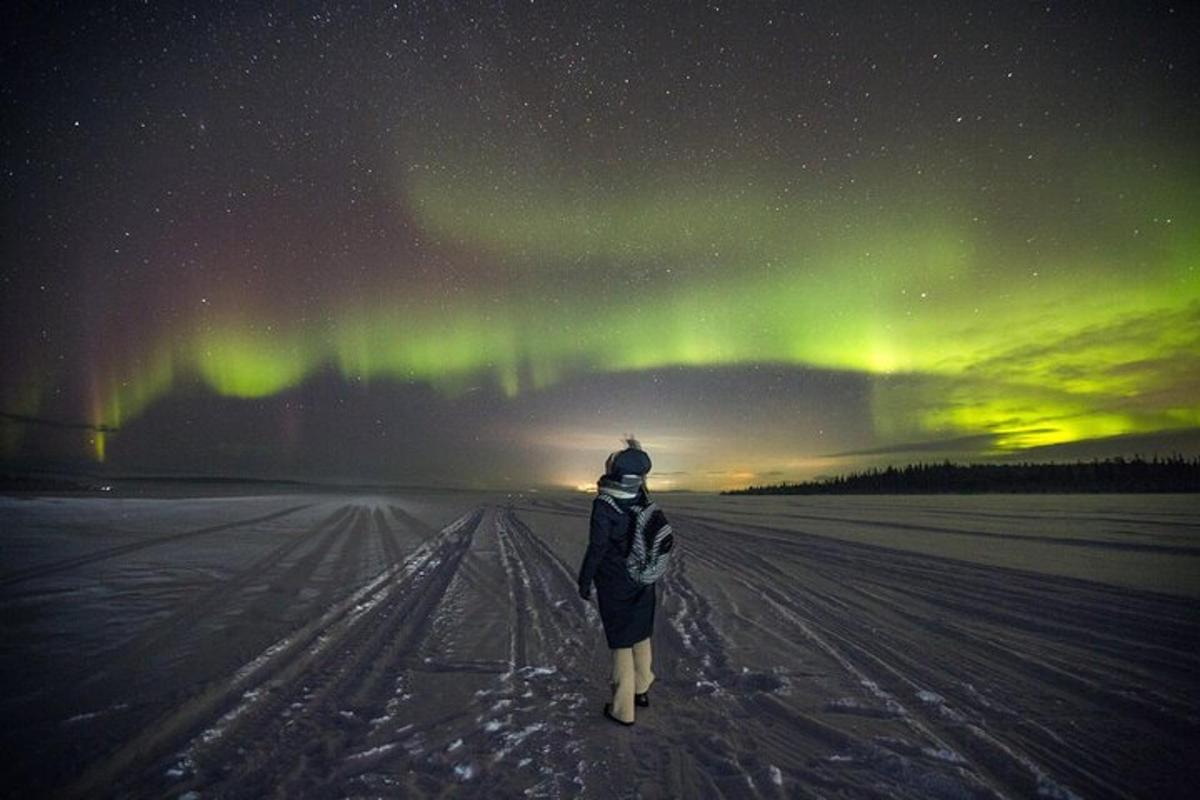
[0, 490, 1196, 798]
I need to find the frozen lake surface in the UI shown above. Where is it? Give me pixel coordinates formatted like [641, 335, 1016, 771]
[1, 490, 1197, 798]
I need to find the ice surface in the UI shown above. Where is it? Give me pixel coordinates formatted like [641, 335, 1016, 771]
[1, 489, 1196, 798]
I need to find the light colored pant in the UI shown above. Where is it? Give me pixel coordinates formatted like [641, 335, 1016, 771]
[610, 637, 655, 723]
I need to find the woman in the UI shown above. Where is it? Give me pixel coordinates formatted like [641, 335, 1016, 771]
[577, 437, 656, 726]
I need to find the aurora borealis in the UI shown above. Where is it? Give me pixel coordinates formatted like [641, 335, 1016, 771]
[2, 2, 1198, 490]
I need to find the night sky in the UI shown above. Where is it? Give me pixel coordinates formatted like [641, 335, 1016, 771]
[2, 2, 1197, 490]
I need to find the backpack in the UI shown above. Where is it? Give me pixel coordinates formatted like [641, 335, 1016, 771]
[598, 494, 676, 585]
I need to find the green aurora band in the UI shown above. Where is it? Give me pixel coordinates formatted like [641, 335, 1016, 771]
[14, 148, 1197, 467]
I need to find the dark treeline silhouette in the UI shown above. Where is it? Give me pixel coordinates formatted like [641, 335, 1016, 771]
[724, 455, 1200, 495]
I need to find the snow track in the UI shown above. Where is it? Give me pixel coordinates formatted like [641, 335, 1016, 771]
[663, 510, 1199, 799]
[57, 505, 479, 798]
[0, 502, 313, 588]
[1, 492, 1196, 798]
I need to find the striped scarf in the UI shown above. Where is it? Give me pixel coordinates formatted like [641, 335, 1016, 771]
[597, 473, 644, 500]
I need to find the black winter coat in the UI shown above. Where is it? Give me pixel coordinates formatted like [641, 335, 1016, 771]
[577, 491, 656, 649]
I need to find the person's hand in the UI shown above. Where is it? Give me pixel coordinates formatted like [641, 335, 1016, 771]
[578, 584, 591, 601]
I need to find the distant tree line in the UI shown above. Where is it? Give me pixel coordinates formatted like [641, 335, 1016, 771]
[723, 455, 1200, 495]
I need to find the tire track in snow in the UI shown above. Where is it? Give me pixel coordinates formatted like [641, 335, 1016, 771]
[683, 518, 1063, 798]
[500, 508, 598, 649]
[680, 514, 1197, 799]
[375, 506, 403, 567]
[0, 504, 365, 794]
[300, 505, 373, 614]
[51, 505, 356, 693]
[242, 507, 481, 798]
[4, 504, 361, 777]
[371, 508, 599, 800]
[0, 502, 314, 587]
[696, 503, 1200, 542]
[651, 547, 808, 800]
[388, 503, 440, 542]
[62, 507, 483, 800]
[343, 508, 602, 800]
[494, 508, 531, 672]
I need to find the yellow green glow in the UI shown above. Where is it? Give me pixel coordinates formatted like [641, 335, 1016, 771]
[73, 149, 1199, 464]
[88, 344, 176, 462]
[192, 327, 319, 399]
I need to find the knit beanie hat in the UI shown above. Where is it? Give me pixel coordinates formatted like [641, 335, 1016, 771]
[604, 437, 652, 477]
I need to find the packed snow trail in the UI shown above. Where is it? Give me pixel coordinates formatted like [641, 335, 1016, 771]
[1, 491, 1196, 798]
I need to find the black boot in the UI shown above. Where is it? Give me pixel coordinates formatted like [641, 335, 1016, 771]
[603, 703, 634, 727]
[635, 691, 650, 708]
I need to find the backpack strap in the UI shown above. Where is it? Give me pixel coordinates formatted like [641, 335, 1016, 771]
[599, 493, 645, 521]
[596, 494, 623, 513]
